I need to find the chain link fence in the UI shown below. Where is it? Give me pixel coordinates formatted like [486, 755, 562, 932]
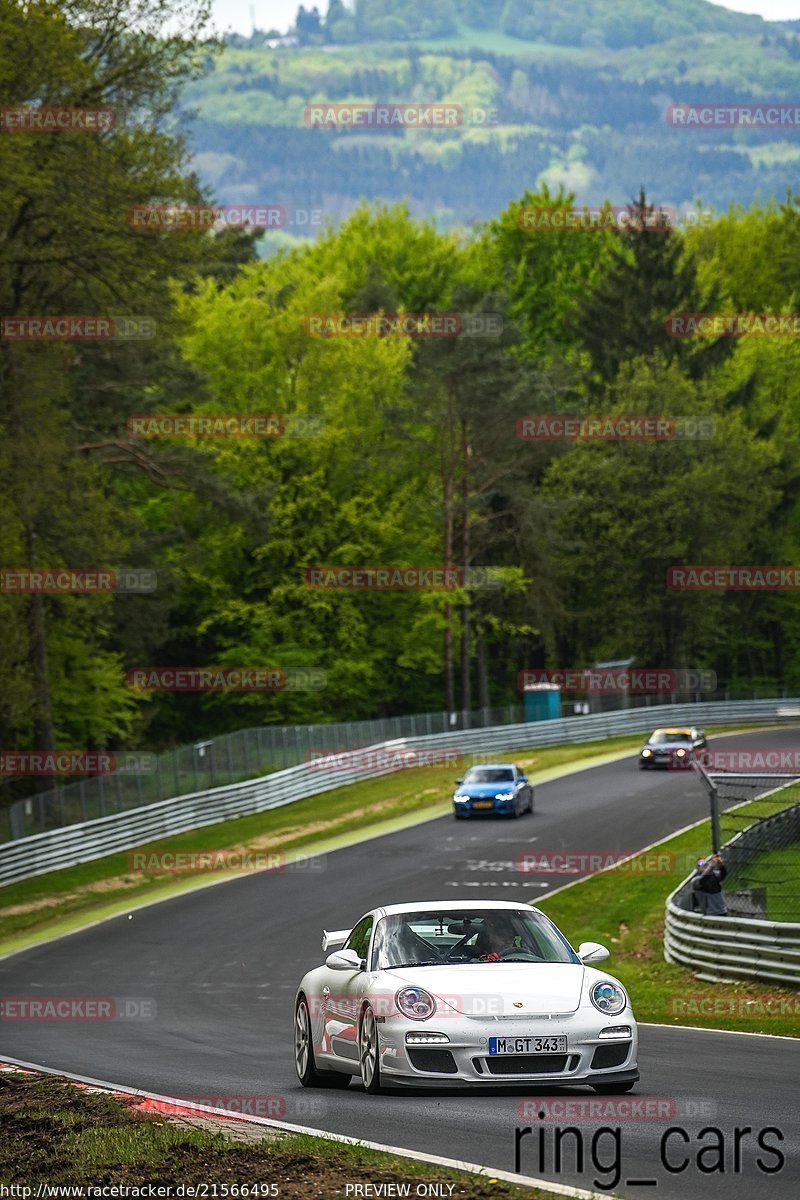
[708, 773, 800, 921]
[2, 706, 524, 843]
[1, 689, 794, 845]
[666, 774, 800, 984]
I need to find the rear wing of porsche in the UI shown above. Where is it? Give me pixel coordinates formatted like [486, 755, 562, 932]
[322, 928, 349, 952]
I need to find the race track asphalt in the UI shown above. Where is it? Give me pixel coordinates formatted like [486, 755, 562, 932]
[1, 727, 798, 1199]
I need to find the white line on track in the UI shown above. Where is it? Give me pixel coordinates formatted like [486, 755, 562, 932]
[0, 1054, 616, 1199]
[639, 1022, 800, 1043]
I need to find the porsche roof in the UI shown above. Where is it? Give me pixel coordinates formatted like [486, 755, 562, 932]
[375, 900, 538, 916]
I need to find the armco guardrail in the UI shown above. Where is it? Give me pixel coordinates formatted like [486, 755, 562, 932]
[4, 704, 526, 842]
[664, 906, 800, 987]
[664, 795, 800, 987]
[6, 690, 782, 842]
[0, 697, 797, 888]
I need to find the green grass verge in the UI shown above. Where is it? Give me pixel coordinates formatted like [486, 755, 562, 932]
[537, 788, 800, 1037]
[0, 722, 785, 956]
[726, 844, 800, 922]
[0, 734, 649, 952]
[0, 1072, 541, 1195]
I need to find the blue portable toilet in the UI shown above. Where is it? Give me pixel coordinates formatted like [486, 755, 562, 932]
[524, 682, 562, 722]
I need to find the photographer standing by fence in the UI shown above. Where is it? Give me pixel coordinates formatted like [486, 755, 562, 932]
[692, 853, 728, 915]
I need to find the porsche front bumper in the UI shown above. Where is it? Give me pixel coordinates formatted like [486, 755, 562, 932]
[375, 1012, 639, 1088]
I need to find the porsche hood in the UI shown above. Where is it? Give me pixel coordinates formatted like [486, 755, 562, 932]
[383, 962, 587, 1017]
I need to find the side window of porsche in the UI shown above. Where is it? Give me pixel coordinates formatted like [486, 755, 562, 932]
[345, 916, 373, 964]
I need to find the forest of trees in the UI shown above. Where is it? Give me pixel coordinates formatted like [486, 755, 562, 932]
[290, 0, 768, 47]
[3, 1, 800, 803]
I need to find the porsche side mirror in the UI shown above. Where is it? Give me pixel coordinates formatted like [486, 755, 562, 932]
[326, 948, 364, 971]
[578, 941, 610, 964]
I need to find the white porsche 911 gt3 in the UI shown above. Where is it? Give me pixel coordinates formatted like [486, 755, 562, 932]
[294, 899, 639, 1093]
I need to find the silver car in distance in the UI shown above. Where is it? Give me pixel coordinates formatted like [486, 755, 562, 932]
[294, 900, 639, 1092]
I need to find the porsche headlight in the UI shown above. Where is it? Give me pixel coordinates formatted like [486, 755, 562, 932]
[396, 987, 436, 1021]
[675, 748, 686, 757]
[641, 748, 652, 757]
[591, 980, 627, 1016]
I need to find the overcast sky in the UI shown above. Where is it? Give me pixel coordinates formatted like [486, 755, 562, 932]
[208, 1, 799, 38]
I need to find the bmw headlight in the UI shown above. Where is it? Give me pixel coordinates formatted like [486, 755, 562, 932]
[454, 793, 470, 802]
[496, 792, 514, 800]
[641, 748, 652, 757]
[396, 987, 436, 1020]
[591, 980, 627, 1016]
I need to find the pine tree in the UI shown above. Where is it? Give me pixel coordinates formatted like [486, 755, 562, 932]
[572, 189, 732, 392]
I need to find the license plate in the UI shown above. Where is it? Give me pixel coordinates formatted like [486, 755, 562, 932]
[472, 801, 494, 809]
[489, 1036, 567, 1055]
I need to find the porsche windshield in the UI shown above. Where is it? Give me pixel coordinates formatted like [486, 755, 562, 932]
[649, 731, 691, 745]
[372, 909, 579, 969]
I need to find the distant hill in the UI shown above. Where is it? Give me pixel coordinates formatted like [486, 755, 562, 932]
[185, 0, 800, 243]
[288, 0, 767, 48]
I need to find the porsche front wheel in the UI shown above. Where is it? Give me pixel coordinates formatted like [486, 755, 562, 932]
[359, 1004, 382, 1093]
[295, 996, 351, 1088]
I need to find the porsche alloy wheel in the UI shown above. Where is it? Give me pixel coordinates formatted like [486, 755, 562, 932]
[295, 997, 350, 1088]
[359, 1004, 382, 1093]
[295, 997, 311, 1080]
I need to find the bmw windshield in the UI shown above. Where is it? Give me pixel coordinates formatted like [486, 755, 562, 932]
[463, 768, 514, 784]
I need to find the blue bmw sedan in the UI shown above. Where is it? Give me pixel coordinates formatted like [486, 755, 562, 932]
[452, 763, 534, 819]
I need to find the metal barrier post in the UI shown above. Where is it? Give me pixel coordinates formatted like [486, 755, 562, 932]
[695, 763, 722, 852]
